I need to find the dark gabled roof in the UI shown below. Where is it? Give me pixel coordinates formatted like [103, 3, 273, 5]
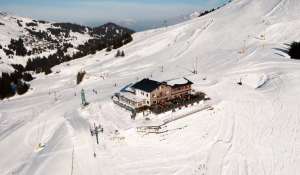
[131, 78, 161, 92]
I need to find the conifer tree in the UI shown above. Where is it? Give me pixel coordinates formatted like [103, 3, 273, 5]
[115, 50, 121, 57]
[289, 42, 300, 59]
[121, 50, 125, 57]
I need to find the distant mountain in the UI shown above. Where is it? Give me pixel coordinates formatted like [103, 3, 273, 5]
[129, 7, 224, 31]
[0, 13, 134, 64]
[0, 12, 134, 99]
[93, 22, 135, 36]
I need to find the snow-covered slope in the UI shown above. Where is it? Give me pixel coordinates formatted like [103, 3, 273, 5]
[0, 13, 87, 66]
[1, 0, 300, 175]
[0, 13, 134, 73]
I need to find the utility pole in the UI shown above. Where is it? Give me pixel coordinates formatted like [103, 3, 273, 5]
[81, 89, 88, 106]
[70, 145, 74, 175]
[243, 39, 246, 54]
[90, 123, 103, 144]
[193, 57, 199, 74]
[54, 91, 57, 101]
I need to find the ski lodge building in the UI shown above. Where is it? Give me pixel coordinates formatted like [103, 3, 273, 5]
[113, 78, 193, 110]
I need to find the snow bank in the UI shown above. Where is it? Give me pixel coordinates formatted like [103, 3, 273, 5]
[0, 63, 14, 76]
[242, 73, 268, 89]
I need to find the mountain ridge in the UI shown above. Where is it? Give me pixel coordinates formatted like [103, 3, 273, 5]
[0, 13, 134, 98]
[0, 13, 134, 67]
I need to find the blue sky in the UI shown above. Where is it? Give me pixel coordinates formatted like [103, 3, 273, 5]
[0, 0, 228, 30]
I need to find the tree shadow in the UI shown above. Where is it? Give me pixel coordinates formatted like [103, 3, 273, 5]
[273, 48, 289, 54]
[274, 53, 286, 57]
[272, 43, 290, 57]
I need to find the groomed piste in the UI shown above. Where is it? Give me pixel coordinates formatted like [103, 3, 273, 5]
[1, 0, 300, 174]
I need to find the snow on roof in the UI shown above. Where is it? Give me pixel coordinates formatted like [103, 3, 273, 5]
[121, 83, 135, 93]
[120, 91, 145, 103]
[166, 78, 193, 86]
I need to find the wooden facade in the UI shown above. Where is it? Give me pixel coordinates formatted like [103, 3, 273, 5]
[170, 84, 192, 99]
[150, 83, 172, 105]
[114, 78, 193, 110]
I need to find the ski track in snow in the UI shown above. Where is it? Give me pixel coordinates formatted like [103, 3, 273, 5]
[265, 0, 287, 17]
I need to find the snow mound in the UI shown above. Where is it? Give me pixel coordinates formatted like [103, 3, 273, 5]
[0, 63, 14, 76]
[242, 73, 268, 89]
[189, 12, 200, 19]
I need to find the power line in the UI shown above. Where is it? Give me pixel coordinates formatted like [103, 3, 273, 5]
[71, 145, 74, 175]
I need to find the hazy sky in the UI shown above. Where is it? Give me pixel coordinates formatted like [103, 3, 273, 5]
[0, 0, 228, 30]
